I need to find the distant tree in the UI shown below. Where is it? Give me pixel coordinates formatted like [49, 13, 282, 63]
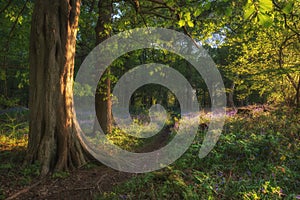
[94, 0, 113, 134]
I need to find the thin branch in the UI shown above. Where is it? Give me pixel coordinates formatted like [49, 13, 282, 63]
[138, 12, 149, 27]
[278, 35, 298, 90]
[7, 0, 28, 40]
[182, 25, 201, 49]
[145, 0, 175, 12]
[283, 14, 300, 38]
[5, 179, 44, 200]
[145, 0, 201, 49]
[273, 0, 300, 38]
[140, 10, 174, 20]
[147, 6, 170, 11]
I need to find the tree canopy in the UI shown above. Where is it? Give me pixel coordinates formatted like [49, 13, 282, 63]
[1, 0, 299, 110]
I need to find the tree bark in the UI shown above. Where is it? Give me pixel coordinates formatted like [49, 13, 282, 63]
[26, 0, 89, 175]
[94, 0, 113, 134]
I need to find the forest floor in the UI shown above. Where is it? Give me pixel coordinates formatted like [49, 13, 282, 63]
[0, 122, 171, 200]
[1, 105, 299, 199]
[1, 156, 133, 200]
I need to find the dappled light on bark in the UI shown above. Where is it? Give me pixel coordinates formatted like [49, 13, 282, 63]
[25, 0, 89, 176]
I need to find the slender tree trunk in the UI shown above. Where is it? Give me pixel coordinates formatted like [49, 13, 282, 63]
[3, 60, 8, 98]
[25, 0, 89, 175]
[296, 77, 300, 108]
[227, 82, 235, 108]
[94, 0, 113, 134]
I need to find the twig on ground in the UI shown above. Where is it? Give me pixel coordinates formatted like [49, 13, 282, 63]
[5, 179, 44, 200]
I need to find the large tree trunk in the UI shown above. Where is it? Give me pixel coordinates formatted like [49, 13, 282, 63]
[25, 0, 88, 175]
[94, 0, 113, 134]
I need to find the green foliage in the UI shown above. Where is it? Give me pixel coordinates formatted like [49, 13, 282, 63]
[0, 95, 18, 108]
[82, 162, 98, 169]
[20, 163, 40, 184]
[0, 163, 14, 170]
[178, 12, 194, 28]
[96, 109, 300, 199]
[0, 110, 28, 145]
[15, 70, 29, 89]
[0, 110, 38, 195]
[106, 128, 143, 151]
[282, 2, 294, 14]
[73, 82, 94, 97]
[0, 69, 5, 81]
[2, 0, 298, 110]
[1, 0, 300, 199]
[1, 114, 27, 137]
[222, 0, 300, 106]
[244, 0, 273, 27]
[0, 0, 31, 107]
[52, 171, 70, 179]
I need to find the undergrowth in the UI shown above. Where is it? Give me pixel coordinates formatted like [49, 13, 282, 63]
[97, 108, 300, 199]
[0, 107, 299, 199]
[0, 111, 38, 200]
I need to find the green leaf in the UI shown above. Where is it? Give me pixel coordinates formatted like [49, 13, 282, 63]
[244, 4, 256, 19]
[187, 20, 194, 27]
[258, 13, 273, 27]
[282, 2, 294, 14]
[225, 7, 232, 16]
[259, 0, 273, 12]
[166, 1, 176, 7]
[184, 12, 191, 21]
[204, 2, 211, 10]
[178, 19, 186, 27]
[194, 9, 201, 17]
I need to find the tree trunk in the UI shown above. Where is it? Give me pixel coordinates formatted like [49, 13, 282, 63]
[94, 0, 113, 134]
[296, 77, 300, 108]
[227, 82, 235, 108]
[25, 0, 88, 175]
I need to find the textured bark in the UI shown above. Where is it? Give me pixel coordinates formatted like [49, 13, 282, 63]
[26, 0, 88, 175]
[94, 0, 113, 134]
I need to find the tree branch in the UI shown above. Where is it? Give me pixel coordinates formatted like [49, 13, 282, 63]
[145, 0, 200, 49]
[140, 10, 174, 20]
[278, 34, 298, 90]
[7, 0, 29, 39]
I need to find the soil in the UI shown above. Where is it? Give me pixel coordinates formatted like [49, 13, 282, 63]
[3, 165, 134, 200]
